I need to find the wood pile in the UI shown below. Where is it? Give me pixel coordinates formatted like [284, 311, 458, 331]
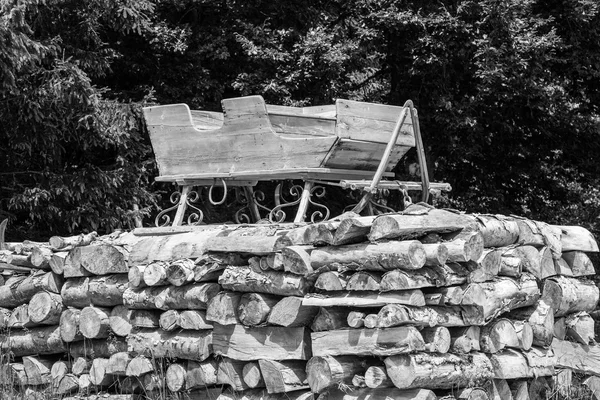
[0, 204, 599, 400]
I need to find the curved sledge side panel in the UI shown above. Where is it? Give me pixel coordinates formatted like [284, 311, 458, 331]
[143, 96, 338, 177]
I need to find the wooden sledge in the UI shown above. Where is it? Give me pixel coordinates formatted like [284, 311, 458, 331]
[143, 95, 449, 225]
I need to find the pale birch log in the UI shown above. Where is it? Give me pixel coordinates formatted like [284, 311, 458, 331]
[564, 311, 595, 345]
[23, 356, 53, 385]
[473, 214, 519, 247]
[258, 359, 309, 393]
[506, 299, 554, 347]
[154, 282, 220, 310]
[219, 266, 309, 296]
[384, 352, 494, 389]
[488, 347, 555, 379]
[421, 243, 448, 267]
[364, 366, 394, 389]
[511, 320, 534, 351]
[127, 265, 146, 289]
[499, 253, 522, 278]
[49, 251, 69, 275]
[504, 246, 555, 280]
[194, 252, 248, 282]
[542, 275, 599, 317]
[127, 328, 212, 361]
[306, 355, 378, 393]
[28, 246, 53, 269]
[0, 325, 66, 356]
[0, 271, 62, 308]
[68, 338, 127, 358]
[444, 230, 484, 263]
[28, 291, 65, 324]
[553, 225, 599, 252]
[122, 286, 165, 309]
[218, 388, 312, 400]
[562, 251, 595, 276]
[125, 355, 154, 377]
[54, 373, 79, 395]
[89, 358, 116, 386]
[465, 248, 502, 283]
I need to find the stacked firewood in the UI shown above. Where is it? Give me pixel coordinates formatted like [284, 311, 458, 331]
[0, 204, 598, 400]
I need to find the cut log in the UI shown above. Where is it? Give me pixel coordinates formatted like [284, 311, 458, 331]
[79, 306, 111, 339]
[511, 320, 534, 351]
[142, 372, 164, 392]
[332, 215, 376, 245]
[130, 309, 160, 328]
[347, 311, 367, 328]
[363, 314, 378, 329]
[194, 252, 248, 282]
[219, 266, 310, 296]
[204, 234, 292, 255]
[444, 231, 484, 263]
[488, 348, 555, 379]
[364, 366, 393, 389]
[213, 323, 310, 361]
[542, 275, 599, 317]
[449, 326, 481, 353]
[243, 362, 264, 388]
[527, 377, 551, 400]
[0, 271, 63, 308]
[0, 306, 10, 329]
[460, 273, 541, 321]
[7, 304, 39, 329]
[167, 363, 188, 392]
[48, 251, 67, 274]
[554, 257, 573, 276]
[109, 305, 133, 336]
[377, 304, 485, 328]
[154, 282, 220, 310]
[128, 265, 146, 289]
[346, 271, 382, 291]
[258, 359, 308, 393]
[504, 246, 555, 280]
[553, 316, 566, 340]
[54, 373, 79, 395]
[565, 311, 595, 344]
[78, 373, 91, 393]
[483, 379, 513, 400]
[68, 338, 127, 358]
[311, 326, 425, 356]
[583, 375, 600, 400]
[421, 243, 448, 267]
[23, 356, 52, 385]
[50, 360, 71, 382]
[127, 328, 212, 361]
[499, 253, 522, 278]
[314, 271, 349, 291]
[125, 355, 154, 377]
[281, 246, 315, 276]
[238, 292, 280, 326]
[167, 258, 196, 286]
[28, 246, 53, 269]
[311, 307, 350, 332]
[368, 208, 470, 242]
[384, 352, 494, 389]
[309, 241, 427, 272]
[267, 296, 319, 327]
[473, 214, 519, 247]
[159, 309, 181, 331]
[143, 261, 170, 286]
[5, 362, 28, 386]
[380, 264, 468, 292]
[61, 274, 128, 307]
[562, 251, 595, 276]
[506, 300, 554, 347]
[206, 291, 242, 325]
[122, 286, 165, 309]
[179, 310, 213, 330]
[106, 352, 132, 376]
[421, 326, 451, 353]
[186, 358, 219, 388]
[466, 249, 502, 283]
[554, 225, 599, 252]
[64, 244, 129, 277]
[318, 387, 437, 400]
[0, 325, 66, 356]
[303, 290, 425, 308]
[28, 291, 64, 324]
[217, 357, 250, 391]
[49, 232, 98, 251]
[59, 308, 83, 342]
[479, 319, 519, 353]
[552, 369, 572, 398]
[89, 358, 116, 386]
[306, 355, 378, 393]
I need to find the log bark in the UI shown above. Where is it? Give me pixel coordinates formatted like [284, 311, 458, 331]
[0, 271, 62, 308]
[122, 286, 165, 309]
[179, 310, 213, 330]
[143, 261, 170, 286]
[542, 275, 599, 317]
[444, 231, 484, 263]
[206, 291, 242, 325]
[159, 309, 181, 331]
[154, 282, 220, 310]
[460, 273, 541, 321]
[23, 356, 53, 385]
[68, 338, 127, 358]
[64, 244, 129, 277]
[49, 251, 68, 275]
[421, 243, 448, 267]
[562, 251, 595, 276]
[49, 232, 98, 251]
[127, 328, 212, 361]
[552, 337, 600, 376]
[421, 326, 451, 353]
[267, 296, 319, 327]
[0, 325, 66, 356]
[506, 300, 554, 347]
[7, 304, 39, 329]
[28, 291, 65, 324]
[243, 361, 264, 388]
[377, 304, 485, 328]
[61, 274, 128, 307]
[380, 264, 469, 292]
[488, 348, 555, 379]
[472, 214, 520, 247]
[303, 290, 425, 308]
[368, 208, 471, 242]
[217, 357, 250, 391]
[384, 352, 494, 389]
[258, 359, 308, 393]
[314, 271, 349, 291]
[311, 326, 426, 356]
[125, 355, 154, 377]
[552, 369, 572, 399]
[306, 355, 378, 393]
[219, 266, 309, 296]
[466, 249, 502, 283]
[554, 225, 599, 252]
[167, 259, 196, 286]
[106, 352, 132, 376]
[79, 306, 111, 339]
[502, 246, 555, 280]
[479, 319, 518, 353]
[28, 246, 53, 269]
[60, 308, 83, 342]
[311, 307, 350, 332]
[238, 292, 280, 326]
[318, 388, 437, 400]
[309, 241, 427, 272]
[213, 324, 310, 361]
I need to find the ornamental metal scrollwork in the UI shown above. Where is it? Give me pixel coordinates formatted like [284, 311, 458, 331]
[154, 187, 204, 227]
[307, 184, 330, 222]
[268, 183, 303, 223]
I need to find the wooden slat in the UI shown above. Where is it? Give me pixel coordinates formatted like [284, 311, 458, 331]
[323, 140, 411, 171]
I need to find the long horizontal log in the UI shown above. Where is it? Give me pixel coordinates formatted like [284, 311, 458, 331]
[542, 275, 599, 317]
[553, 225, 599, 252]
[488, 348, 555, 379]
[213, 324, 310, 361]
[0, 271, 63, 308]
[303, 290, 425, 308]
[377, 304, 485, 328]
[562, 251, 595, 276]
[127, 328, 212, 361]
[154, 282, 221, 310]
[311, 326, 426, 356]
[0, 325, 66, 356]
[380, 264, 469, 292]
[61, 274, 128, 308]
[219, 266, 310, 296]
[206, 291, 242, 326]
[64, 244, 129, 277]
[258, 359, 309, 393]
[384, 352, 494, 390]
[307, 355, 379, 393]
[49, 232, 98, 251]
[68, 338, 127, 358]
[552, 338, 600, 376]
[318, 388, 437, 400]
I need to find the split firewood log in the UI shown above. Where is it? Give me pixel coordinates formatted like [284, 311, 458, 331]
[143, 261, 170, 286]
[179, 310, 213, 330]
[238, 292, 280, 326]
[125, 355, 154, 378]
[267, 296, 319, 327]
[542, 275, 599, 317]
[258, 359, 308, 393]
[219, 266, 310, 296]
[105, 352, 131, 376]
[306, 355, 379, 393]
[28, 291, 65, 325]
